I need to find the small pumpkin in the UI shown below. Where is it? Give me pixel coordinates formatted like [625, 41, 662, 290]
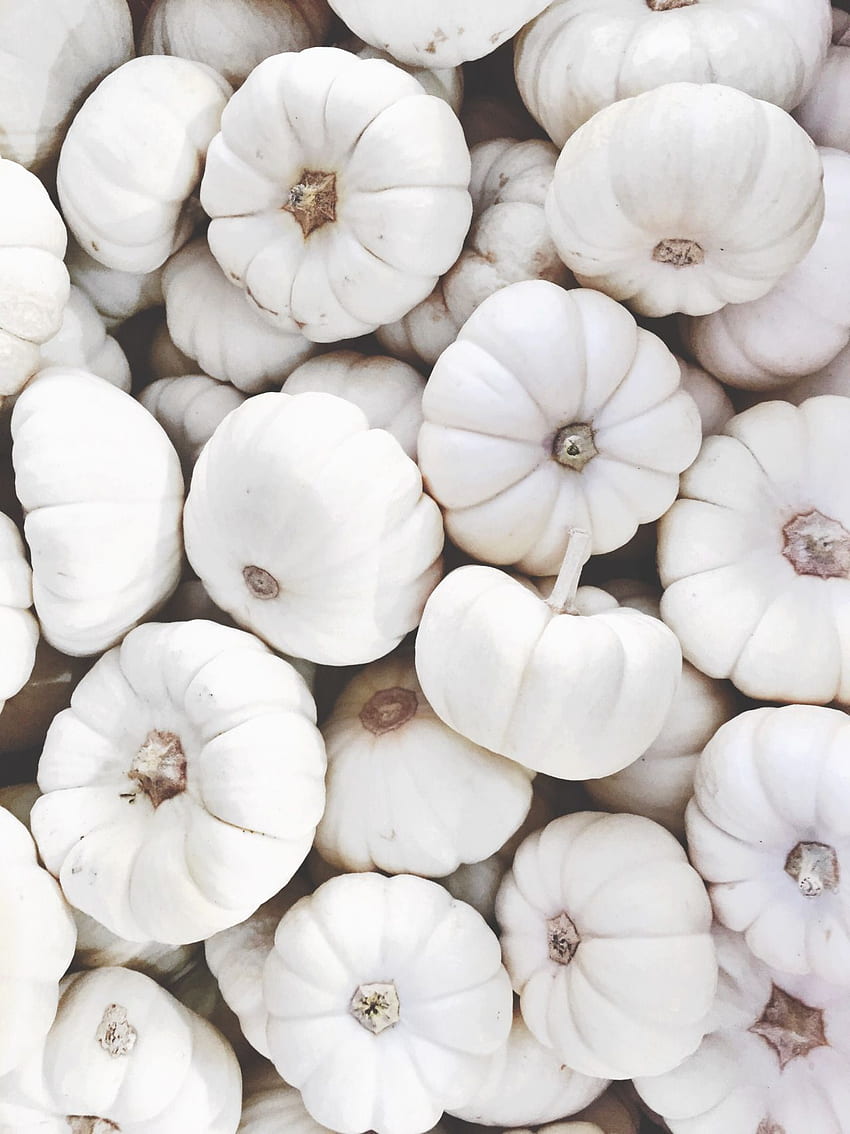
[30, 618, 327, 944]
[57, 56, 232, 273]
[496, 811, 717, 1079]
[66, 237, 165, 331]
[0, 511, 39, 719]
[795, 35, 850, 152]
[545, 83, 825, 317]
[40, 285, 131, 392]
[676, 356, 735, 437]
[344, 37, 463, 112]
[263, 872, 513, 1134]
[138, 374, 246, 477]
[200, 47, 472, 342]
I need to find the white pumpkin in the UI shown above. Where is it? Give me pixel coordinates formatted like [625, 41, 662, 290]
[0, 512, 39, 718]
[449, 1001, 608, 1127]
[496, 812, 717, 1079]
[344, 37, 463, 112]
[681, 147, 850, 389]
[418, 281, 701, 572]
[205, 877, 312, 1058]
[634, 926, 850, 1134]
[264, 872, 513, 1134]
[378, 139, 571, 368]
[0, 806, 76, 1077]
[583, 580, 739, 838]
[0, 0, 133, 171]
[0, 157, 70, 399]
[184, 390, 444, 666]
[31, 618, 326, 944]
[200, 47, 472, 342]
[40, 285, 131, 391]
[66, 237, 165, 331]
[142, 0, 332, 88]
[315, 651, 534, 877]
[515, 0, 831, 148]
[11, 368, 184, 657]
[510, 1090, 640, 1134]
[676, 356, 735, 437]
[0, 966, 242, 1133]
[139, 374, 246, 475]
[795, 38, 850, 151]
[687, 705, 850, 985]
[658, 396, 850, 704]
[282, 350, 425, 460]
[763, 338, 850, 405]
[162, 238, 317, 392]
[545, 83, 825, 318]
[326, 0, 552, 67]
[415, 530, 682, 780]
[57, 56, 232, 273]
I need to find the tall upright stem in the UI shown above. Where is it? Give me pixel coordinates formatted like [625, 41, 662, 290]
[546, 528, 592, 615]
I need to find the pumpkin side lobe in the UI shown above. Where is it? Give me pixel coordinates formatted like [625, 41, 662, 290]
[243, 564, 281, 599]
[95, 1003, 137, 1058]
[68, 1119, 120, 1134]
[128, 730, 186, 809]
[552, 423, 597, 471]
[784, 841, 840, 897]
[646, 0, 699, 10]
[652, 238, 705, 268]
[547, 911, 581, 965]
[360, 687, 419, 734]
[781, 511, 850, 580]
[748, 985, 828, 1069]
[284, 170, 337, 238]
[350, 981, 400, 1035]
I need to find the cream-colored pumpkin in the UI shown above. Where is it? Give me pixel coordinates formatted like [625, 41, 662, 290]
[0, 157, 70, 399]
[344, 37, 463, 112]
[795, 39, 850, 151]
[11, 368, 184, 656]
[0, 806, 76, 1077]
[418, 281, 701, 571]
[142, 0, 332, 88]
[264, 872, 513, 1134]
[676, 356, 735, 437]
[57, 56, 232, 273]
[659, 396, 850, 704]
[761, 338, 850, 406]
[0, 966, 242, 1133]
[200, 47, 472, 342]
[583, 580, 738, 838]
[449, 1001, 608, 1126]
[163, 238, 317, 392]
[184, 390, 444, 666]
[496, 812, 717, 1079]
[0, 0, 133, 172]
[282, 350, 425, 460]
[634, 926, 850, 1134]
[0, 512, 39, 719]
[378, 139, 571, 367]
[515, 0, 831, 148]
[40, 285, 131, 391]
[139, 374, 246, 476]
[681, 147, 850, 389]
[31, 618, 326, 944]
[414, 532, 682, 779]
[687, 705, 850, 985]
[326, 0, 552, 67]
[205, 877, 311, 1058]
[66, 237, 164, 331]
[315, 652, 534, 877]
[545, 83, 825, 317]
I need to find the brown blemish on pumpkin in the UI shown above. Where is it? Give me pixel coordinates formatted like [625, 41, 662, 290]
[243, 565, 280, 599]
[95, 1004, 137, 1058]
[756, 1122, 785, 1134]
[547, 911, 581, 964]
[749, 985, 828, 1069]
[350, 981, 400, 1034]
[652, 238, 704, 267]
[552, 423, 597, 471]
[68, 1120, 120, 1134]
[360, 687, 419, 735]
[647, 0, 699, 10]
[782, 510, 850, 579]
[128, 730, 186, 809]
[284, 170, 337, 237]
[784, 841, 840, 897]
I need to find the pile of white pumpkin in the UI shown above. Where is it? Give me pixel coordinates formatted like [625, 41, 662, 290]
[3, 0, 850, 1131]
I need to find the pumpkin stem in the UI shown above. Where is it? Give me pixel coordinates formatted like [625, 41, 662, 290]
[552, 423, 597, 471]
[652, 238, 704, 267]
[782, 510, 850, 579]
[95, 1004, 137, 1058]
[284, 169, 337, 238]
[546, 528, 592, 615]
[128, 731, 186, 809]
[350, 981, 400, 1034]
[748, 984, 828, 1069]
[646, 0, 699, 9]
[784, 841, 840, 897]
[243, 565, 280, 599]
[360, 687, 419, 734]
[68, 1120, 120, 1134]
[547, 911, 581, 964]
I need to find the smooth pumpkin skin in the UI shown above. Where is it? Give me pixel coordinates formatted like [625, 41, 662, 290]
[795, 40, 850, 151]
[40, 285, 131, 391]
[545, 83, 825, 318]
[138, 374, 246, 476]
[509, 1089, 640, 1134]
[0, 512, 39, 719]
[516, 0, 831, 148]
[347, 39, 463, 112]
